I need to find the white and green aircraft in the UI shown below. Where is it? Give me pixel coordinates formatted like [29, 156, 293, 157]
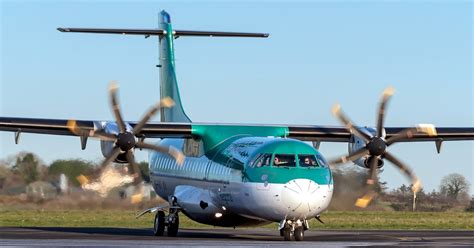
[1, 11, 473, 241]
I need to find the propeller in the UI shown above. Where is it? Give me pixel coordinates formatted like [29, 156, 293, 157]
[329, 87, 437, 208]
[68, 81, 185, 203]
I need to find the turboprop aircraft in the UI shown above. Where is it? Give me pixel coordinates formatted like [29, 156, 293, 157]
[1, 11, 473, 241]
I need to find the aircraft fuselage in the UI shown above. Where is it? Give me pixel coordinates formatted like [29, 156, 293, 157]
[149, 136, 333, 227]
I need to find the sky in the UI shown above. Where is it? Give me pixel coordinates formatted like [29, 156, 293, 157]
[1, 1, 472, 192]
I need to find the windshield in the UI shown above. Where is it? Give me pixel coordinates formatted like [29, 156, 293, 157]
[316, 154, 329, 168]
[299, 154, 318, 167]
[273, 154, 296, 167]
[252, 153, 272, 167]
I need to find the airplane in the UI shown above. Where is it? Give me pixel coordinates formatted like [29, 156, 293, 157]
[1, 10, 473, 241]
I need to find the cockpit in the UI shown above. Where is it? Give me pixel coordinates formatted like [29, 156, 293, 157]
[249, 152, 329, 168]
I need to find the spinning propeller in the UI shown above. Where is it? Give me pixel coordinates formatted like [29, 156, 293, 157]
[329, 87, 437, 208]
[69, 82, 185, 203]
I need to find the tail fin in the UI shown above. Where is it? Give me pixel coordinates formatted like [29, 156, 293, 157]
[158, 11, 191, 123]
[58, 10, 269, 123]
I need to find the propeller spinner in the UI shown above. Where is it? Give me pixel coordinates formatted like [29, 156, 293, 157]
[329, 87, 437, 208]
[68, 82, 185, 203]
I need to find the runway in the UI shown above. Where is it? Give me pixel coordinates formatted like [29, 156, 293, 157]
[1, 227, 473, 247]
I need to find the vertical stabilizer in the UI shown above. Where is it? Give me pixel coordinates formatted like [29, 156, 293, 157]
[159, 11, 191, 123]
[58, 11, 268, 124]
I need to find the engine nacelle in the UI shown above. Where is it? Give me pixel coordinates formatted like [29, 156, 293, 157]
[348, 127, 384, 169]
[98, 121, 133, 163]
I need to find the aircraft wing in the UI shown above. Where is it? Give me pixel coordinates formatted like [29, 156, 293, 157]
[287, 125, 474, 142]
[1, 117, 473, 144]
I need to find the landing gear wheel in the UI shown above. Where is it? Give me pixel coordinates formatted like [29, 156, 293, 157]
[167, 213, 179, 237]
[294, 226, 304, 241]
[153, 211, 165, 236]
[283, 227, 294, 241]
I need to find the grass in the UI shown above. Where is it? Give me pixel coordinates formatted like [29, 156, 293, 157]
[1, 210, 473, 230]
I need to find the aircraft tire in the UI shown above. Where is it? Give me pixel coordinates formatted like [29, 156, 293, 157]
[283, 228, 294, 241]
[153, 211, 165, 236]
[167, 214, 179, 237]
[294, 226, 304, 241]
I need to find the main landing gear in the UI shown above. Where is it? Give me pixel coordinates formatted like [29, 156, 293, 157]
[153, 208, 180, 237]
[279, 219, 308, 241]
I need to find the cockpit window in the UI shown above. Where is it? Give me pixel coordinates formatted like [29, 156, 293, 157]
[299, 154, 318, 167]
[316, 154, 329, 168]
[273, 154, 296, 167]
[252, 153, 272, 167]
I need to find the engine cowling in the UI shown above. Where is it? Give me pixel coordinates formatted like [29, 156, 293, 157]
[98, 121, 133, 163]
[348, 127, 384, 169]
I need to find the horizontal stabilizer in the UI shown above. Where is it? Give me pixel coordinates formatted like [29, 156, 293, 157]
[57, 28, 269, 38]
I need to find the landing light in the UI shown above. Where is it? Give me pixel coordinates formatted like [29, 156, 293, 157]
[215, 213, 223, 218]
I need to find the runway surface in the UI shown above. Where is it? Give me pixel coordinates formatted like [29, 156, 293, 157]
[1, 227, 473, 247]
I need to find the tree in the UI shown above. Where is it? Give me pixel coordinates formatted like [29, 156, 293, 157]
[49, 159, 95, 186]
[138, 161, 150, 183]
[439, 173, 470, 200]
[12, 153, 45, 184]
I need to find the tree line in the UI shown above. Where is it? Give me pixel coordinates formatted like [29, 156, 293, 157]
[0, 152, 472, 211]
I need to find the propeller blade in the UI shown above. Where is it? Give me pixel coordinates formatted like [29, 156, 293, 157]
[385, 124, 437, 146]
[332, 104, 372, 142]
[132, 97, 175, 135]
[67, 120, 92, 136]
[109, 82, 127, 133]
[384, 152, 422, 193]
[376, 87, 395, 137]
[125, 150, 142, 185]
[99, 146, 122, 169]
[354, 156, 379, 208]
[91, 130, 117, 141]
[329, 148, 369, 165]
[355, 191, 376, 208]
[126, 150, 144, 204]
[67, 120, 117, 141]
[136, 142, 185, 165]
[366, 156, 379, 186]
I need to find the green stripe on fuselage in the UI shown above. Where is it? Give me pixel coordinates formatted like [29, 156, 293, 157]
[191, 124, 289, 157]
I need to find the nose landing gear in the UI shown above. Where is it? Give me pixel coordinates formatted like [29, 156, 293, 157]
[153, 196, 181, 237]
[153, 209, 180, 237]
[279, 219, 308, 241]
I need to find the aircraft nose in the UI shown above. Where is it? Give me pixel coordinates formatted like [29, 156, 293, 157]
[282, 179, 320, 217]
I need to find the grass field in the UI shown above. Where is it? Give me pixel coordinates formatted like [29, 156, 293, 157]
[1, 210, 473, 230]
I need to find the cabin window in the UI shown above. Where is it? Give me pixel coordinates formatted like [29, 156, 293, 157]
[299, 154, 318, 167]
[252, 153, 272, 167]
[183, 138, 204, 157]
[316, 154, 329, 168]
[273, 154, 296, 167]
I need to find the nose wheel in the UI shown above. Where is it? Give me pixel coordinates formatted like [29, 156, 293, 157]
[280, 219, 306, 241]
[153, 209, 180, 237]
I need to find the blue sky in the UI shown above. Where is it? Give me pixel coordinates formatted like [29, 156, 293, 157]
[1, 1, 472, 192]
